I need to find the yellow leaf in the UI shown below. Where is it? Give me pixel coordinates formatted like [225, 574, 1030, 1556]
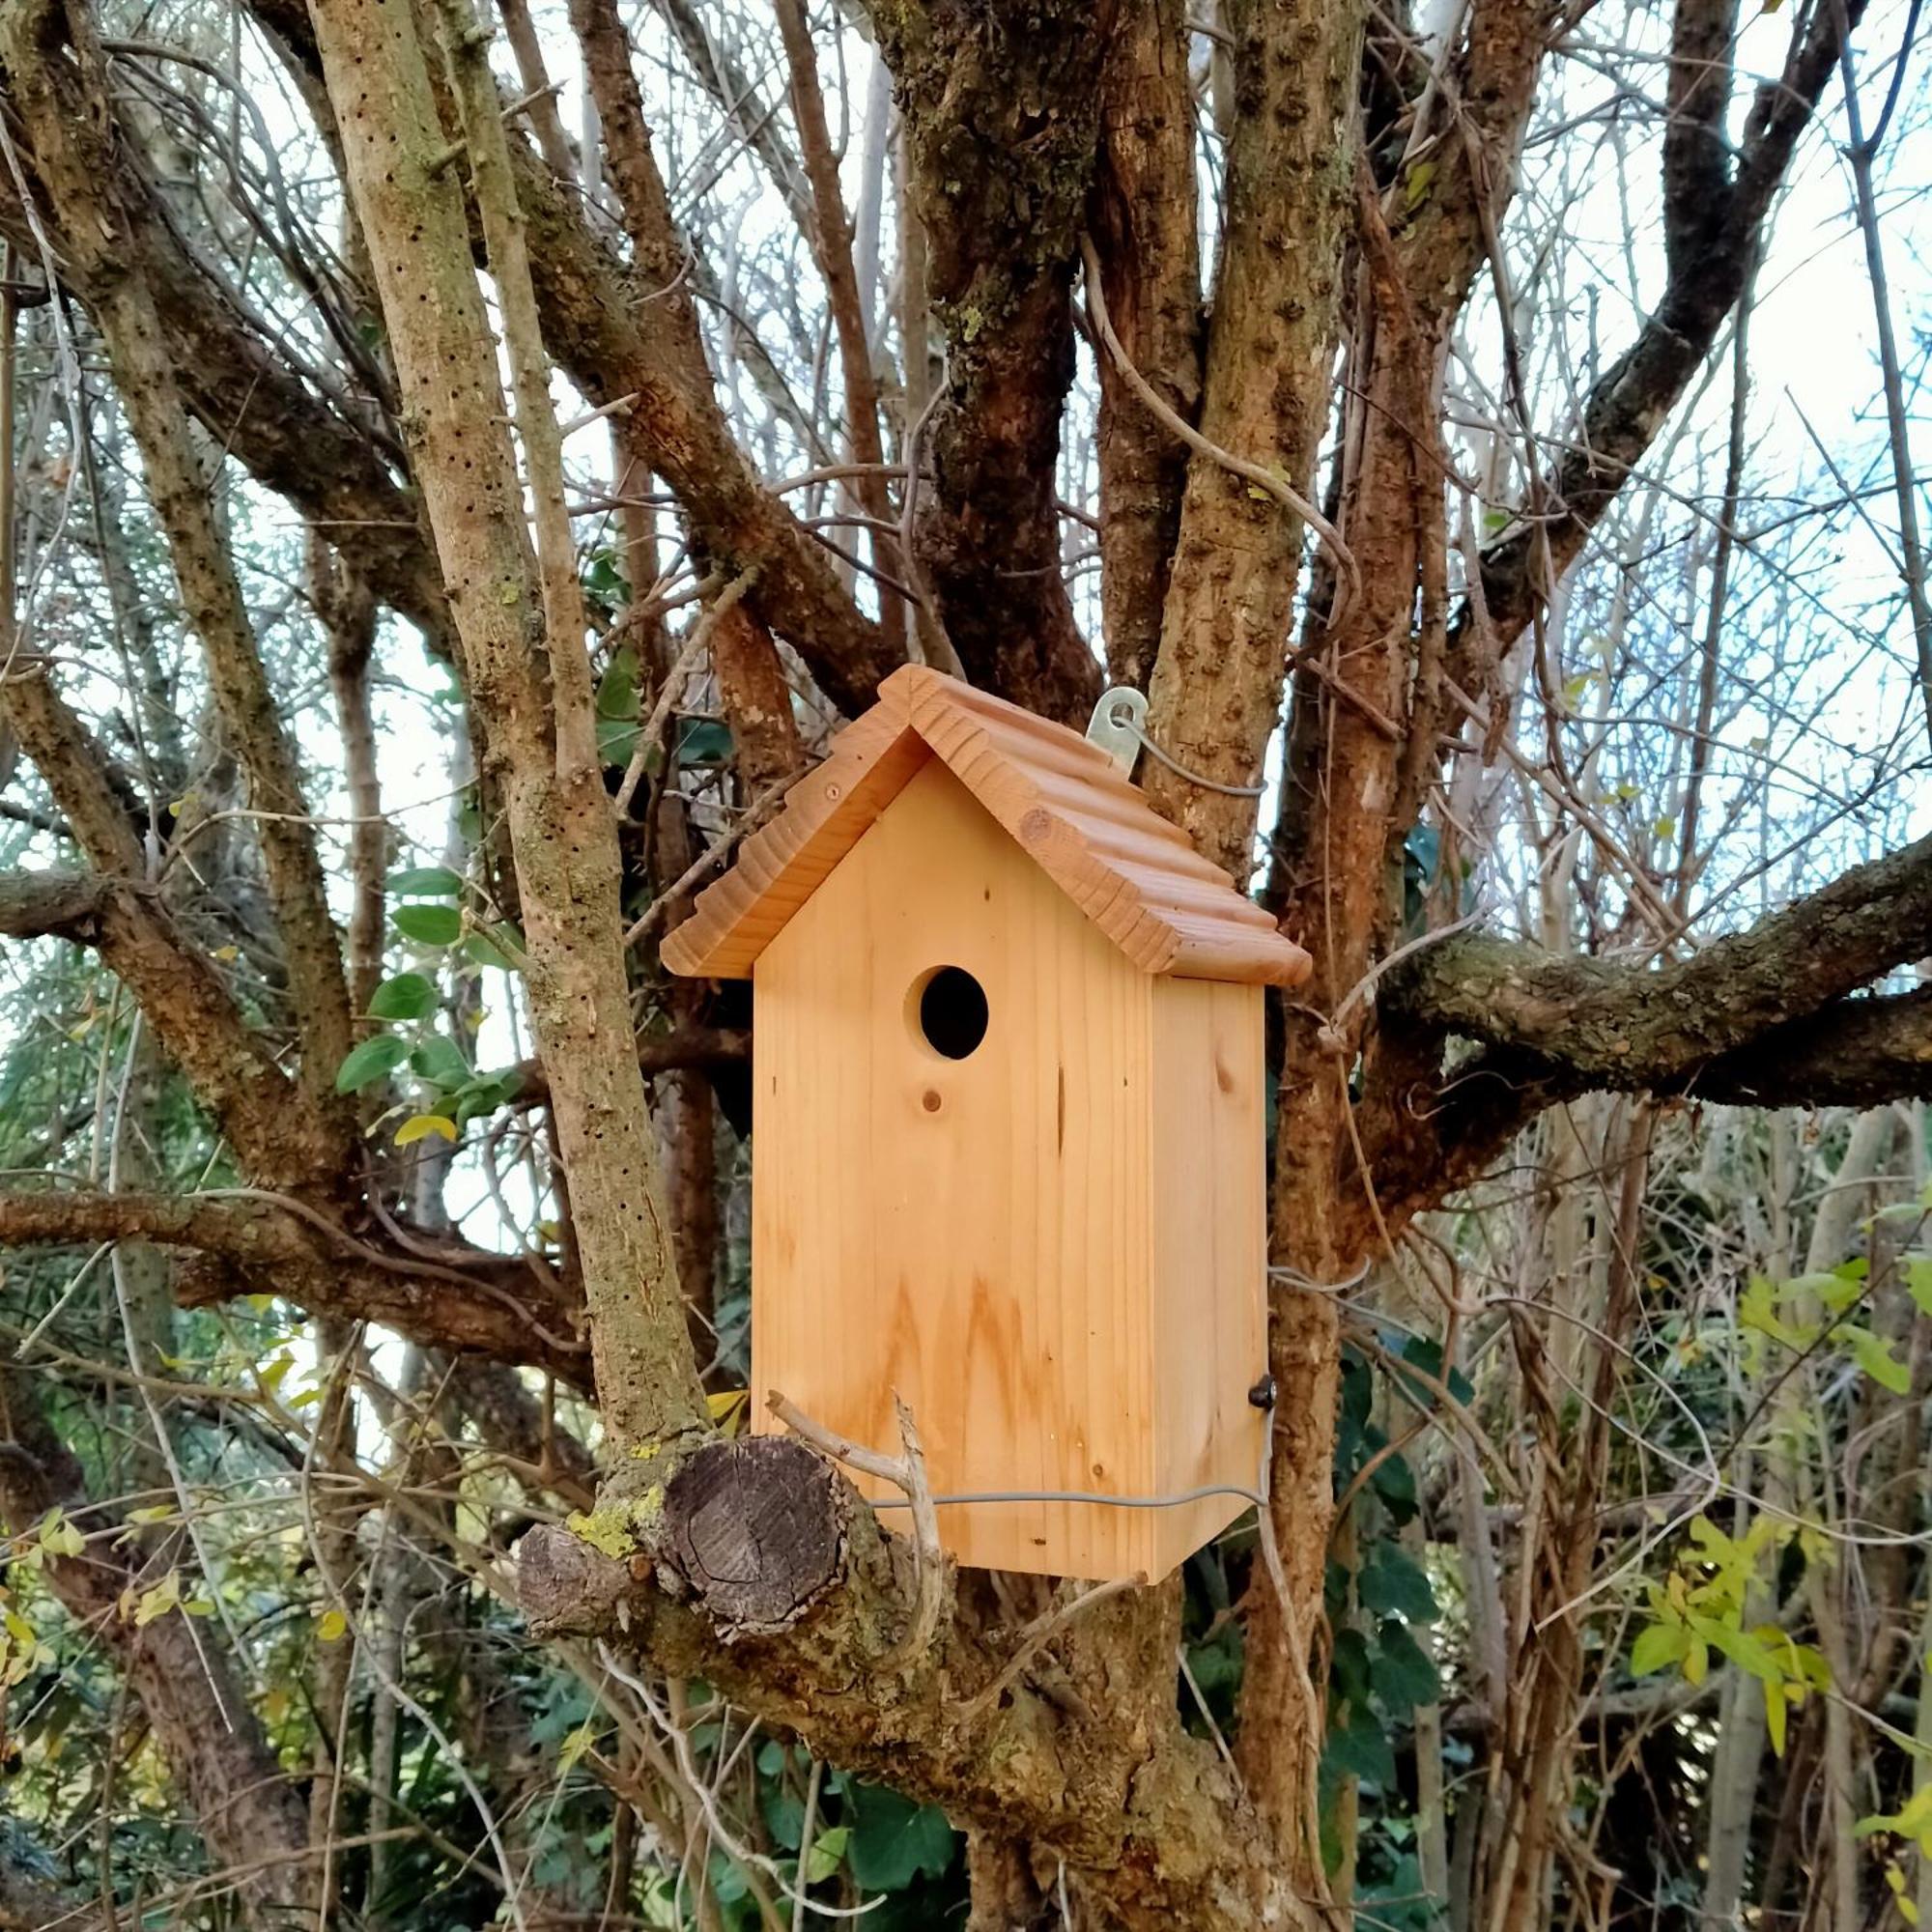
[395, 1113, 458, 1147]
[707, 1388, 751, 1437]
[212, 945, 240, 963]
[133, 1572, 182, 1627]
[318, 1607, 349, 1643]
[38, 1507, 84, 1558]
[127, 1504, 173, 1525]
[3, 1609, 33, 1646]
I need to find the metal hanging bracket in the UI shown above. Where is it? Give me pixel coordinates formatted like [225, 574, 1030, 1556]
[1085, 685, 1148, 777]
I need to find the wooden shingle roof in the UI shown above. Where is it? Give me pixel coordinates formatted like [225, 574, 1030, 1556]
[660, 665, 1312, 987]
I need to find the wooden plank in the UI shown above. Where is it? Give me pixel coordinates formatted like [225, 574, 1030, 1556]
[752, 758, 1159, 1578]
[1147, 979, 1269, 1579]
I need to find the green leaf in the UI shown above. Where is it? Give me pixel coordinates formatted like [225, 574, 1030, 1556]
[452, 1071, 522, 1126]
[464, 923, 526, 973]
[1906, 1256, 1932, 1317]
[369, 972, 438, 1021]
[845, 1784, 956, 1891]
[38, 1506, 84, 1558]
[387, 866, 464, 897]
[1358, 1544, 1438, 1624]
[597, 716, 641, 768]
[392, 903, 463, 947]
[335, 1033, 409, 1094]
[675, 718, 735, 766]
[1369, 1619, 1439, 1717]
[761, 1785, 805, 1851]
[1845, 1324, 1912, 1395]
[804, 1825, 849, 1885]
[410, 1037, 471, 1092]
[1631, 1621, 1689, 1676]
[1328, 1626, 1375, 1710]
[1322, 1703, 1397, 1789]
[596, 644, 639, 719]
[1371, 1450, 1418, 1524]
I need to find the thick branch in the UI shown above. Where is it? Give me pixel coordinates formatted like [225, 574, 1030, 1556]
[1389, 830, 1932, 1081]
[0, 680, 328, 1188]
[307, 0, 704, 1444]
[519, 1436, 1289, 1932]
[0, 1187, 590, 1378]
[877, 0, 1109, 723]
[0, 869, 106, 938]
[1088, 0, 1203, 690]
[1350, 837, 1932, 1241]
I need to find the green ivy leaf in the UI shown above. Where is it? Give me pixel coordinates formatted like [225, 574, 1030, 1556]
[845, 1784, 956, 1891]
[369, 972, 438, 1021]
[334, 1033, 409, 1094]
[1357, 1544, 1438, 1624]
[761, 1786, 805, 1852]
[675, 718, 735, 766]
[392, 903, 463, 947]
[805, 1824, 849, 1885]
[1371, 1450, 1418, 1524]
[1369, 1618, 1439, 1717]
[1322, 1703, 1396, 1789]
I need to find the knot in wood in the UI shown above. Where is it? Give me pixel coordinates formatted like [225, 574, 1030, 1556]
[515, 1522, 638, 1637]
[664, 1436, 843, 1634]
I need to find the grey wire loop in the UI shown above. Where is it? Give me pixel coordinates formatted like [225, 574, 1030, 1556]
[1127, 717, 1268, 798]
[1086, 686, 1267, 797]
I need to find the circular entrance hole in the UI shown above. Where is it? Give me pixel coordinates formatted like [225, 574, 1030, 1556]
[912, 965, 989, 1061]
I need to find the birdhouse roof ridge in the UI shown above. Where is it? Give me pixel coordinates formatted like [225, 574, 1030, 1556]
[659, 664, 1314, 987]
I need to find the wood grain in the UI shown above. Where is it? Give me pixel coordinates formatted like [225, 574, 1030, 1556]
[751, 760, 1265, 1579]
[1148, 978, 1269, 1577]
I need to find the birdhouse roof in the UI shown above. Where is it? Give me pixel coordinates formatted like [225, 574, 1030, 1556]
[660, 665, 1313, 987]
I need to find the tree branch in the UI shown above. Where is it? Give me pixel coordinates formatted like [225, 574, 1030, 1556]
[518, 1437, 1292, 1932]
[5, 0, 355, 1122]
[876, 0, 1108, 724]
[0, 1186, 591, 1379]
[1389, 830, 1932, 1081]
[1470, 0, 1869, 651]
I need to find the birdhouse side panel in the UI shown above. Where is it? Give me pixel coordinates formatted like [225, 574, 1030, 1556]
[1146, 977, 1270, 1580]
[748, 757, 1161, 1579]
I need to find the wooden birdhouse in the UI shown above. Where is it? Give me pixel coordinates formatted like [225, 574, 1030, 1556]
[662, 666, 1311, 1581]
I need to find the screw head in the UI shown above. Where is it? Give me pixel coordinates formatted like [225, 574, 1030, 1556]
[1247, 1375, 1278, 1411]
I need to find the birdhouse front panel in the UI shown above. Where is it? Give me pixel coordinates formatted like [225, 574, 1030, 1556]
[661, 664, 1312, 1583]
[752, 756, 1165, 1578]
